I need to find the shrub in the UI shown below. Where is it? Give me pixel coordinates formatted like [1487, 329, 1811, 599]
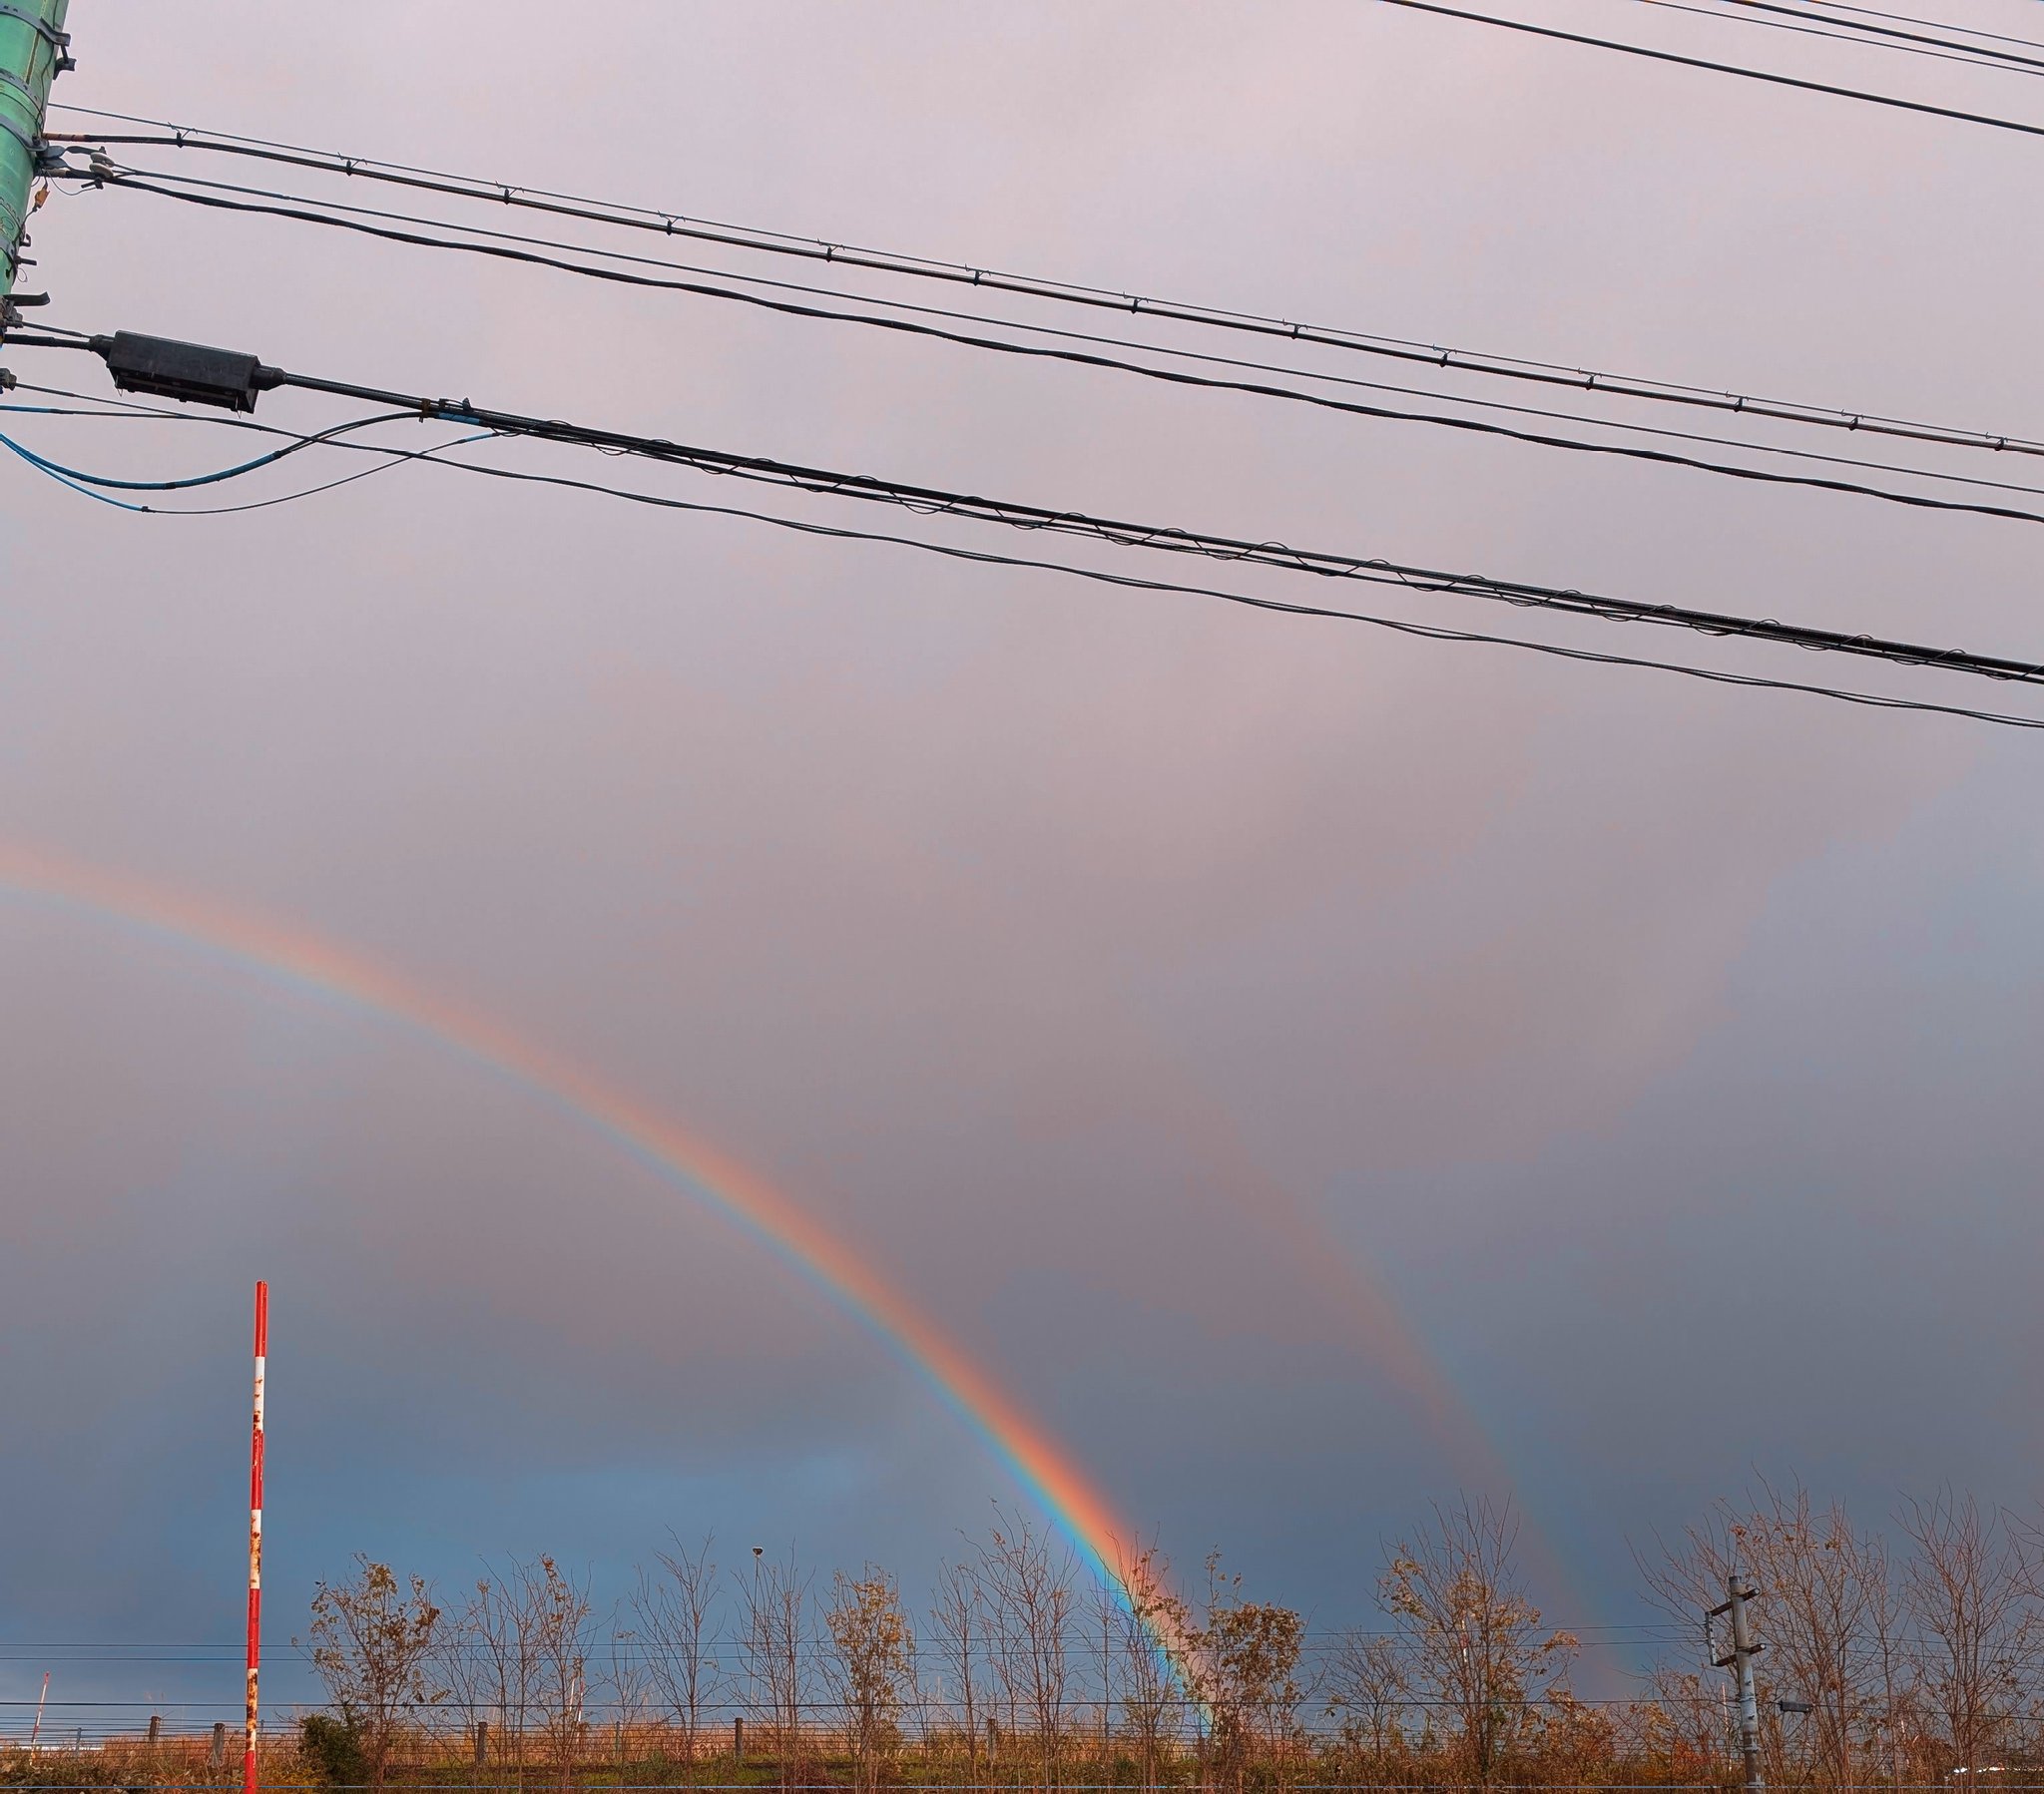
[299, 1715, 367, 1790]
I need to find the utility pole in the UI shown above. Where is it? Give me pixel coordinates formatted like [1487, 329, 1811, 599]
[1709, 1571, 1766, 1794]
[246, 1281, 268, 1794]
[0, 0, 72, 308]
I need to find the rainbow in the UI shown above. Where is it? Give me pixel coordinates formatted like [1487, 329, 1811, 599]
[0, 843, 1164, 1618]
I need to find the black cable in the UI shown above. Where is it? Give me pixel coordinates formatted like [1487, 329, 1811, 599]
[40, 327, 2044, 690]
[15, 331, 2042, 708]
[278, 373, 2044, 685]
[0, 408, 498, 513]
[14, 389, 2030, 731]
[1630, 0, 2044, 75]
[14, 376, 252, 413]
[2, 399, 190, 419]
[1700, 0, 2044, 71]
[85, 171, 2044, 533]
[133, 428, 502, 515]
[396, 446, 2044, 731]
[1804, 0, 2044, 54]
[0, 403, 414, 490]
[0, 316, 94, 340]
[44, 112, 2044, 465]
[0, 378, 508, 512]
[87, 162, 2044, 512]
[1374, 0, 2044, 136]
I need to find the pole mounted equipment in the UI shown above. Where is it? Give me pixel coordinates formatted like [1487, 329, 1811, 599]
[101, 329, 281, 412]
[0, 0, 70, 306]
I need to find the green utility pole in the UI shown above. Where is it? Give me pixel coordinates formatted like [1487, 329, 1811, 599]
[0, 0, 71, 305]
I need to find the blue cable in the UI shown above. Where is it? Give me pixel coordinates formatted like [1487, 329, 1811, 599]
[0, 409, 410, 491]
[0, 403, 209, 509]
[0, 422, 499, 515]
[0, 431, 151, 509]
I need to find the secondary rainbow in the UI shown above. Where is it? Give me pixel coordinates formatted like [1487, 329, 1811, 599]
[0, 843, 1159, 1613]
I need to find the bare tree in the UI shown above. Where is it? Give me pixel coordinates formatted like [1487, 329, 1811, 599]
[299, 1558, 445, 1794]
[631, 1535, 725, 1783]
[507, 1557, 595, 1791]
[1634, 1665, 1738, 1785]
[1902, 1490, 2037, 1776]
[1640, 1477, 1895, 1790]
[738, 1547, 813, 1794]
[1089, 1580, 1120, 1771]
[1116, 1542, 1188, 1794]
[1323, 1629, 1407, 1776]
[976, 1509, 1076, 1790]
[929, 1557, 987, 1785]
[1763, 1497, 1892, 1791]
[441, 1570, 537, 1785]
[607, 1602, 654, 1774]
[1379, 1495, 1576, 1788]
[823, 1566, 915, 1794]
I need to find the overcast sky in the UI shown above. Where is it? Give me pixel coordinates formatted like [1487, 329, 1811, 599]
[5, 0, 2043, 1725]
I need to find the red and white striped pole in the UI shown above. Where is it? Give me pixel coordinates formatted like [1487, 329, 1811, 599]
[245, 1281, 267, 1794]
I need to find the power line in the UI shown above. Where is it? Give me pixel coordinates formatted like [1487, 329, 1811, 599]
[0, 405, 413, 488]
[0, 399, 506, 513]
[72, 167, 2044, 533]
[259, 359, 2044, 685]
[1694, 0, 2044, 73]
[0, 420, 500, 514]
[32, 165, 1917, 482]
[2, 376, 520, 507]
[1, 398, 201, 419]
[41, 110, 2044, 467]
[1373, 0, 2044, 137]
[1801, 0, 2044, 55]
[5, 333, 2040, 730]
[1635, 0, 2044, 76]
[385, 443, 2044, 729]
[70, 162, 2044, 512]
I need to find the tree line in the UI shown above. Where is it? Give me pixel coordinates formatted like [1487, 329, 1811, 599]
[250, 1483, 2044, 1790]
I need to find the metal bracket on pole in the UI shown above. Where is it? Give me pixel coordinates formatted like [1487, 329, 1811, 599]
[0, 5, 66, 48]
[0, 4, 67, 76]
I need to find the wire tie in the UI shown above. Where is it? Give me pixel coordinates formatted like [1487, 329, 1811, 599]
[501, 187, 513, 204]
[663, 216, 676, 234]
[1438, 349, 1450, 368]
[1849, 415, 1860, 430]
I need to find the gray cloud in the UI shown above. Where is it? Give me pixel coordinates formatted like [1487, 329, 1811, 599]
[4, 0, 2040, 1706]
